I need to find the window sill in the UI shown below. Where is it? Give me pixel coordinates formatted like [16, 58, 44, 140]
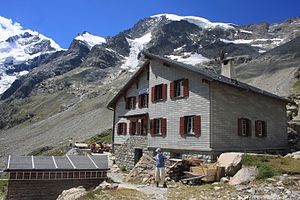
[183, 134, 197, 137]
[171, 96, 187, 100]
[152, 134, 165, 137]
[152, 99, 166, 103]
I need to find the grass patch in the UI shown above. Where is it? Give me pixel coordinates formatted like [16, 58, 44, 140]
[83, 129, 112, 144]
[242, 154, 300, 179]
[78, 188, 147, 200]
[28, 145, 67, 156]
[167, 183, 235, 200]
[0, 173, 8, 198]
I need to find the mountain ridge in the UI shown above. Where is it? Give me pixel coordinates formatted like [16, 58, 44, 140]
[0, 14, 299, 166]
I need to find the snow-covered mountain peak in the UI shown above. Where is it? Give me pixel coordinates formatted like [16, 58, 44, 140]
[151, 14, 234, 30]
[0, 16, 23, 41]
[0, 16, 63, 94]
[75, 32, 106, 49]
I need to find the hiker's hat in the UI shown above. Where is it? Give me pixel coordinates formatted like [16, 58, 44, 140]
[155, 148, 161, 152]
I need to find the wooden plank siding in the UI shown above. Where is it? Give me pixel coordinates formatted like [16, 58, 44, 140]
[147, 59, 211, 150]
[210, 81, 288, 151]
[114, 70, 149, 144]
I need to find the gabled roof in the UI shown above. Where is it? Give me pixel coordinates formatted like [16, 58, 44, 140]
[107, 51, 293, 109]
[4, 155, 109, 171]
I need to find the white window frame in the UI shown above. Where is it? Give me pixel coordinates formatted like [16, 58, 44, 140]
[141, 94, 148, 108]
[175, 80, 184, 97]
[185, 116, 195, 135]
[154, 119, 162, 135]
[241, 119, 247, 136]
[257, 121, 263, 136]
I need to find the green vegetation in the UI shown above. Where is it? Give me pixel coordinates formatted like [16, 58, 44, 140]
[0, 173, 8, 198]
[242, 154, 300, 179]
[83, 129, 112, 144]
[292, 79, 300, 94]
[28, 144, 67, 156]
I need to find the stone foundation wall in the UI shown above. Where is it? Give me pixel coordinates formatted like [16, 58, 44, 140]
[114, 136, 147, 170]
[7, 178, 104, 200]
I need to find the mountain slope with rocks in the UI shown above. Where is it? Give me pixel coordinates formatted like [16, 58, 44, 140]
[0, 14, 300, 166]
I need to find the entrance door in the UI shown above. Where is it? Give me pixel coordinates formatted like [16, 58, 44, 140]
[134, 148, 143, 164]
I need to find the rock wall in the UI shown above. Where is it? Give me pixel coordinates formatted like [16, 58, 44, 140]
[114, 136, 148, 170]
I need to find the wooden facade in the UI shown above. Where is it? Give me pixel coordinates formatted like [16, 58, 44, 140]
[107, 52, 289, 165]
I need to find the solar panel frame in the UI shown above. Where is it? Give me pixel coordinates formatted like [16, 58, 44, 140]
[5, 155, 109, 171]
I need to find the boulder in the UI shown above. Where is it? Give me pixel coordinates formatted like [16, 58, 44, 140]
[284, 151, 300, 159]
[216, 152, 243, 176]
[229, 167, 258, 185]
[56, 186, 87, 200]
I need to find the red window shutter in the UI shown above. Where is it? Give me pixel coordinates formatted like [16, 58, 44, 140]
[151, 87, 156, 102]
[117, 123, 120, 135]
[194, 115, 201, 136]
[263, 121, 267, 137]
[132, 97, 136, 109]
[150, 119, 154, 136]
[161, 118, 167, 136]
[180, 117, 185, 136]
[129, 122, 133, 135]
[162, 84, 167, 100]
[137, 122, 141, 135]
[124, 123, 127, 135]
[237, 118, 242, 136]
[170, 82, 174, 99]
[138, 95, 142, 109]
[183, 79, 189, 97]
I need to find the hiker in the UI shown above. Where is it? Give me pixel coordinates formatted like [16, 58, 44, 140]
[153, 148, 168, 188]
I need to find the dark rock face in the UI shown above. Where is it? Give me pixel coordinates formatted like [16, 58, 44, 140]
[1, 39, 90, 100]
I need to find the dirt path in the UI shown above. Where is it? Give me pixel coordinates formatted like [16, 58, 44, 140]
[106, 153, 168, 200]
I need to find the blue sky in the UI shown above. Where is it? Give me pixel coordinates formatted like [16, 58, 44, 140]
[1, 0, 299, 48]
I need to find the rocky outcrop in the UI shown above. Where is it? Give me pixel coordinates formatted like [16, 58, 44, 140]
[56, 186, 87, 200]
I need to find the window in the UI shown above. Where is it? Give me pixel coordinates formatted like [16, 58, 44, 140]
[126, 97, 136, 110]
[238, 118, 251, 137]
[175, 80, 184, 97]
[150, 118, 167, 136]
[186, 116, 194, 134]
[180, 115, 201, 136]
[255, 120, 267, 137]
[129, 121, 137, 135]
[140, 119, 148, 136]
[151, 84, 167, 102]
[155, 85, 163, 100]
[170, 79, 189, 99]
[117, 123, 127, 135]
[138, 94, 148, 108]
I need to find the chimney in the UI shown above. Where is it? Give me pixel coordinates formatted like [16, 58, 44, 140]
[221, 57, 236, 79]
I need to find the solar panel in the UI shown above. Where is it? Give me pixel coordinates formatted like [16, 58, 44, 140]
[5, 155, 109, 171]
[54, 156, 73, 169]
[34, 156, 56, 170]
[90, 155, 109, 170]
[9, 155, 32, 170]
